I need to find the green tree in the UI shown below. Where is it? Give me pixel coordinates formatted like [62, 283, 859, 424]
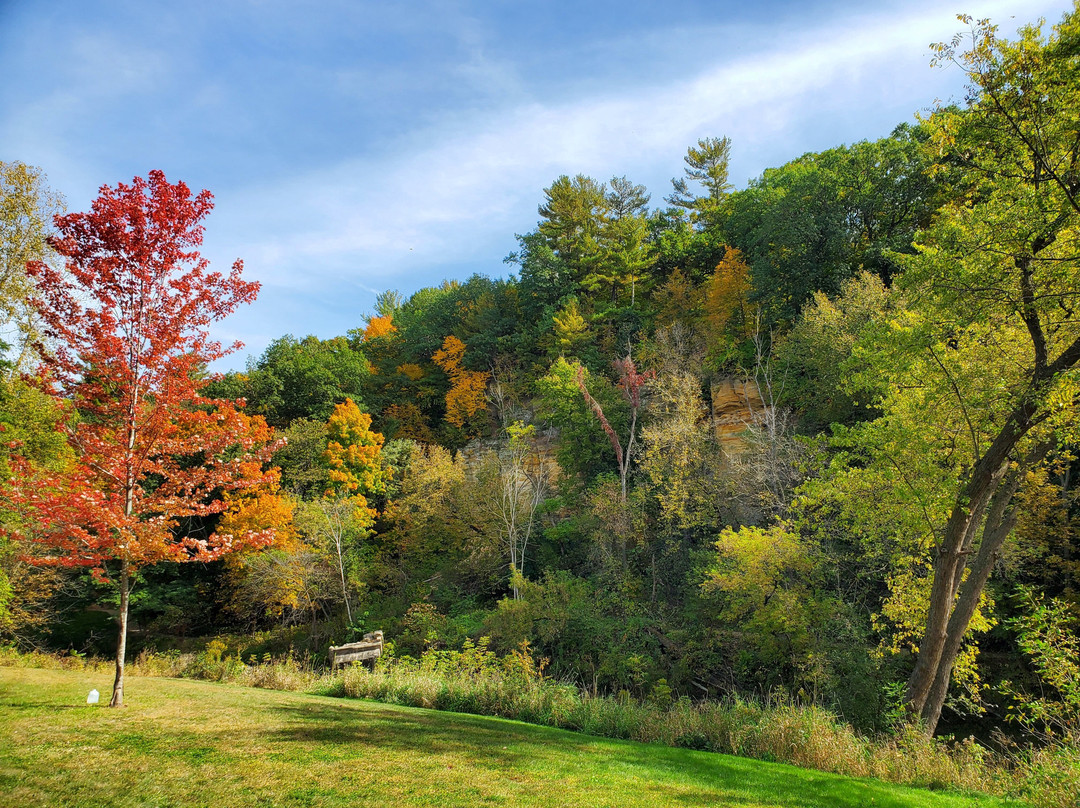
[639, 366, 729, 539]
[293, 496, 369, 625]
[775, 272, 897, 432]
[536, 357, 628, 488]
[0, 162, 64, 370]
[667, 136, 733, 221]
[484, 569, 658, 694]
[589, 212, 654, 311]
[896, 9, 1080, 733]
[575, 355, 653, 502]
[273, 418, 331, 499]
[374, 289, 404, 318]
[724, 124, 938, 327]
[0, 377, 73, 639]
[605, 175, 650, 219]
[702, 524, 821, 682]
[220, 335, 369, 428]
[537, 174, 608, 283]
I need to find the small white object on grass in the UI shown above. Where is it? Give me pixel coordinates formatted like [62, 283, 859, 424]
[86, 689, 99, 705]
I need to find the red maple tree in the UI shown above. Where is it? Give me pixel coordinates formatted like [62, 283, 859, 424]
[11, 170, 278, 706]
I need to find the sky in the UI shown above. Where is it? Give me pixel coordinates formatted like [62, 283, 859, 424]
[1, 0, 1074, 370]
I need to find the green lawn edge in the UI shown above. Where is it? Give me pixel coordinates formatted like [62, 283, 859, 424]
[0, 668, 1021, 808]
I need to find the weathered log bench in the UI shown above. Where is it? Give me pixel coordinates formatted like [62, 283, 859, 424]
[329, 630, 384, 670]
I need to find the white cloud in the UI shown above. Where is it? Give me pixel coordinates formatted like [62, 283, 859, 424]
[223, 1, 1060, 293]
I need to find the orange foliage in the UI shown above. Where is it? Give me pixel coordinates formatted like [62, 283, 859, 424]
[432, 334, 466, 371]
[363, 315, 397, 341]
[432, 335, 490, 428]
[218, 488, 299, 554]
[12, 171, 278, 577]
[12, 405, 281, 573]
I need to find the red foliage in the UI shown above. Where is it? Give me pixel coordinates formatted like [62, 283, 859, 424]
[575, 364, 624, 470]
[612, 355, 653, 410]
[574, 355, 654, 502]
[13, 170, 279, 573]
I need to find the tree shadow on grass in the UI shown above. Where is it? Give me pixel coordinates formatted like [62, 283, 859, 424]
[0, 674, 1005, 808]
[262, 699, 993, 808]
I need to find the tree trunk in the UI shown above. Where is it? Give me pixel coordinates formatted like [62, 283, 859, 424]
[334, 526, 352, 624]
[905, 468, 1000, 724]
[906, 442, 1042, 734]
[109, 561, 130, 708]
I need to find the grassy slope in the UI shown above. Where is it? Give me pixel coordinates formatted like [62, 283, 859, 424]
[0, 668, 1018, 808]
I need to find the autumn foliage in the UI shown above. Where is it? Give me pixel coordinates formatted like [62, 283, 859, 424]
[362, 315, 397, 341]
[217, 472, 299, 554]
[383, 402, 433, 442]
[10, 170, 277, 705]
[324, 397, 387, 520]
[432, 335, 490, 428]
[14, 170, 277, 565]
[705, 246, 754, 346]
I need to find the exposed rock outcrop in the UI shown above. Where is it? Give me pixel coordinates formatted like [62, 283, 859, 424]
[710, 378, 765, 451]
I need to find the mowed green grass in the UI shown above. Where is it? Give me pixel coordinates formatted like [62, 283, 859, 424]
[0, 668, 1018, 808]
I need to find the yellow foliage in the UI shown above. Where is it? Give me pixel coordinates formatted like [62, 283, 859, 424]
[323, 398, 387, 508]
[217, 487, 310, 621]
[397, 363, 424, 381]
[706, 524, 812, 611]
[653, 268, 702, 330]
[444, 372, 490, 428]
[218, 489, 299, 553]
[362, 315, 397, 341]
[705, 246, 754, 343]
[432, 335, 466, 372]
[432, 335, 490, 428]
[873, 564, 995, 711]
[1009, 465, 1080, 600]
[552, 300, 589, 355]
[703, 524, 823, 670]
[383, 402, 433, 443]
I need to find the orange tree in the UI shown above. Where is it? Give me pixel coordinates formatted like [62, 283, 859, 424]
[432, 335, 490, 433]
[10, 171, 278, 706]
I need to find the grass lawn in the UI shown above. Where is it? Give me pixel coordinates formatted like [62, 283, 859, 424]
[0, 668, 1019, 808]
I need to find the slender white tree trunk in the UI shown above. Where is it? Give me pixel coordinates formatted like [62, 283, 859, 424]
[110, 560, 130, 707]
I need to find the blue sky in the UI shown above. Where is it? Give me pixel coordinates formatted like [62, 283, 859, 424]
[1, 0, 1073, 369]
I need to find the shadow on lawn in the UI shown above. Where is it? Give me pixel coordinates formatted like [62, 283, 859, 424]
[0, 672, 998, 808]
[263, 699, 976, 808]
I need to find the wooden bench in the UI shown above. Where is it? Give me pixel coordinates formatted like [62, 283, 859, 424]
[329, 630, 384, 670]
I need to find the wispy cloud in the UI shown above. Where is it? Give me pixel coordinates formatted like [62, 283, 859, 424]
[2, 0, 1069, 364]
[221, 0, 1054, 293]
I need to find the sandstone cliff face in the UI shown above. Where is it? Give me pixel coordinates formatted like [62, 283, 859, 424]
[457, 430, 560, 480]
[710, 378, 765, 451]
[456, 378, 763, 475]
